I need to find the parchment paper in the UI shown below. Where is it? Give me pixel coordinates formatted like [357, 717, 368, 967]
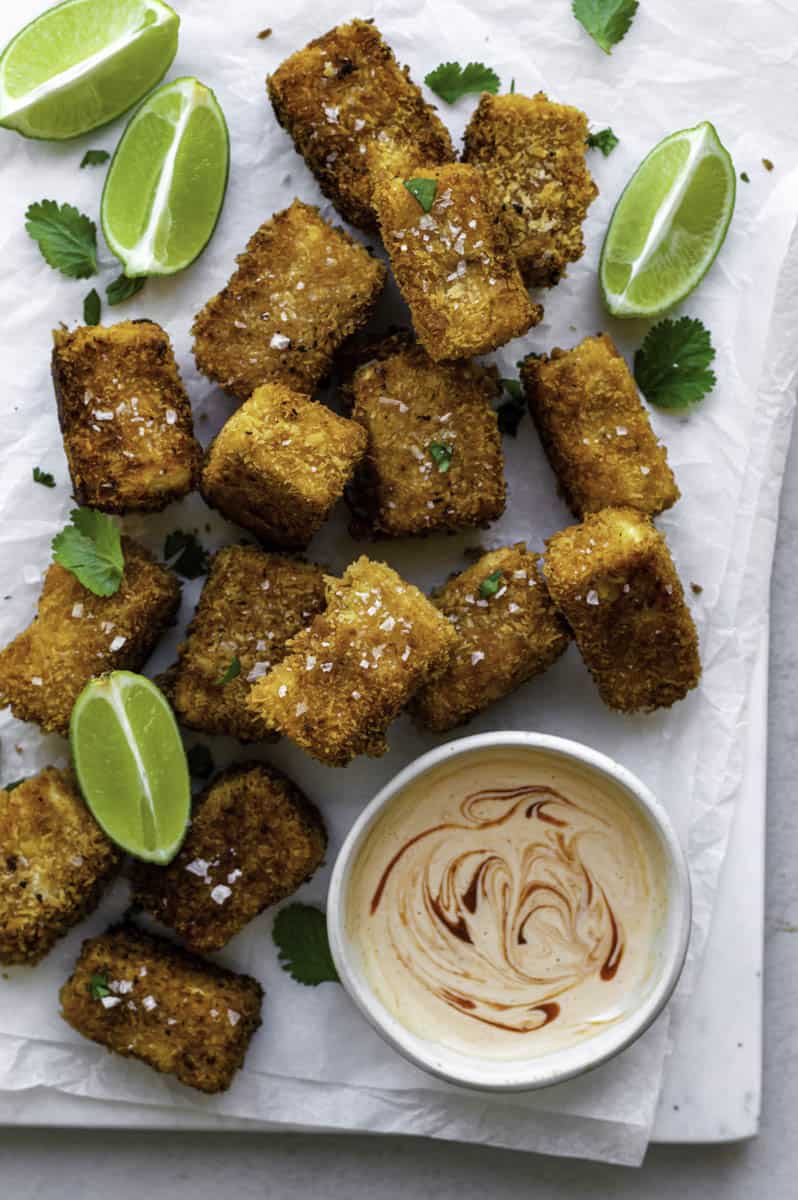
[1, 0, 798, 1167]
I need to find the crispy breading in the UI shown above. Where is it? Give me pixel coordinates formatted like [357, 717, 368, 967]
[521, 335, 680, 518]
[543, 508, 701, 712]
[267, 19, 454, 231]
[131, 763, 326, 953]
[0, 539, 180, 736]
[60, 924, 263, 1094]
[0, 767, 120, 966]
[51, 320, 202, 513]
[248, 556, 458, 766]
[192, 200, 385, 402]
[201, 383, 367, 548]
[371, 162, 541, 361]
[413, 545, 571, 731]
[462, 92, 598, 288]
[160, 546, 326, 741]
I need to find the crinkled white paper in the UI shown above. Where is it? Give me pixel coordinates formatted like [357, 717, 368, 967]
[1, 0, 798, 1168]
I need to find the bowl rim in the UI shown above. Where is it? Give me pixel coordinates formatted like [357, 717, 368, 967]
[327, 730, 692, 1093]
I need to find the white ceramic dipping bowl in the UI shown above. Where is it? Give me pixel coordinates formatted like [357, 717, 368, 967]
[327, 731, 691, 1092]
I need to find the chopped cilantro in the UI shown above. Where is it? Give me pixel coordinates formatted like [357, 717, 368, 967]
[25, 200, 97, 279]
[403, 177, 437, 212]
[257, 27, 272, 39]
[479, 569, 503, 598]
[216, 656, 241, 687]
[80, 150, 110, 168]
[163, 530, 209, 580]
[572, 0, 639, 54]
[3, 779, 24, 792]
[424, 61, 500, 104]
[33, 466, 55, 488]
[428, 442, 453, 473]
[510, 78, 516, 94]
[83, 288, 101, 325]
[272, 903, 339, 986]
[88, 973, 111, 1000]
[186, 743, 214, 780]
[587, 127, 619, 156]
[52, 508, 124, 596]
[740, 171, 750, 183]
[634, 317, 717, 410]
[762, 158, 774, 172]
[496, 378, 526, 437]
[106, 274, 146, 306]
[500, 378, 522, 402]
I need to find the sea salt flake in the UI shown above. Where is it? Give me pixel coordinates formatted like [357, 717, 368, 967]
[101, 996, 121, 1009]
[211, 884, 232, 905]
[142, 995, 157, 1011]
[165, 409, 177, 425]
[270, 332, 291, 350]
[109, 635, 127, 652]
[295, 701, 308, 716]
[227, 1009, 240, 1026]
[586, 590, 600, 606]
[471, 651, 485, 665]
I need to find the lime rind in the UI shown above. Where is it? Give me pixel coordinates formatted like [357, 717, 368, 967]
[600, 121, 736, 319]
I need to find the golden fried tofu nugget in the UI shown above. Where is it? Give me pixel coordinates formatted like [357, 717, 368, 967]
[60, 924, 263, 1094]
[192, 200, 385, 402]
[463, 92, 598, 288]
[131, 763, 326, 953]
[543, 508, 701, 713]
[372, 162, 541, 361]
[268, 19, 454, 231]
[51, 321, 202, 513]
[413, 546, 571, 732]
[161, 546, 326, 741]
[248, 556, 457, 766]
[0, 539, 180, 735]
[345, 336, 506, 537]
[0, 768, 120, 966]
[522, 336, 679, 518]
[201, 383, 367, 548]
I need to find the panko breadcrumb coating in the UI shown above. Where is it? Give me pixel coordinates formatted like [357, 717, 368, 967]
[463, 92, 598, 288]
[248, 556, 458, 766]
[60, 925, 263, 1094]
[0, 768, 120, 966]
[521, 335, 679, 518]
[371, 161, 542, 361]
[413, 545, 571, 732]
[344, 335, 506, 538]
[201, 383, 367, 548]
[543, 508, 701, 712]
[51, 321, 202, 513]
[161, 546, 326, 741]
[192, 200, 386, 402]
[267, 19, 454, 231]
[0, 539, 180, 735]
[131, 763, 327, 953]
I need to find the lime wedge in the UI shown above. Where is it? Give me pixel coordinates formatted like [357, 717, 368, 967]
[101, 76, 229, 277]
[0, 0, 179, 141]
[70, 671, 190, 864]
[600, 121, 736, 318]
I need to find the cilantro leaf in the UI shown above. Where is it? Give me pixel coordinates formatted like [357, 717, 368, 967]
[403, 177, 438, 212]
[83, 288, 101, 325]
[496, 378, 526, 437]
[52, 508, 124, 596]
[587, 127, 619, 156]
[633, 317, 717, 410]
[424, 61, 500, 104]
[480, 569, 504, 598]
[3, 779, 25, 792]
[740, 171, 750, 183]
[272, 903, 339, 986]
[80, 150, 110, 168]
[428, 442, 453, 473]
[572, 0, 639, 54]
[163, 530, 209, 580]
[25, 200, 97, 279]
[33, 466, 55, 488]
[106, 274, 146, 306]
[186, 743, 214, 780]
[88, 973, 111, 1000]
[216, 655, 241, 687]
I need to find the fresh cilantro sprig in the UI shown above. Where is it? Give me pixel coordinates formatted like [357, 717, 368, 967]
[428, 442, 453, 473]
[572, 0, 639, 55]
[216, 656, 241, 687]
[33, 467, 55, 488]
[496, 378, 526, 437]
[480, 570, 504, 598]
[88, 973, 111, 1000]
[425, 61, 500, 104]
[83, 288, 101, 325]
[634, 317, 717, 410]
[587, 127, 619, 156]
[164, 530, 209, 580]
[272, 903, 339, 986]
[80, 150, 110, 169]
[403, 178, 438, 212]
[106, 274, 146, 306]
[25, 200, 97, 279]
[52, 508, 124, 596]
[186, 743, 214, 780]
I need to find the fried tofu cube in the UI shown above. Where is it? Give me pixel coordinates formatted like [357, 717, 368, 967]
[51, 321, 202, 513]
[0, 768, 120, 966]
[0, 539, 180, 735]
[131, 763, 326, 953]
[543, 508, 701, 712]
[372, 162, 541, 361]
[345, 336, 506, 537]
[463, 92, 598, 288]
[192, 200, 386, 402]
[268, 19, 454, 231]
[60, 925, 263, 1094]
[161, 546, 326, 741]
[522, 336, 680, 518]
[201, 383, 367, 548]
[248, 556, 457, 765]
[413, 545, 571, 731]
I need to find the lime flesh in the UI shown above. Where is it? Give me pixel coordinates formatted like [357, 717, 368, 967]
[101, 75, 229, 277]
[0, 0, 179, 141]
[70, 671, 190, 864]
[600, 121, 736, 318]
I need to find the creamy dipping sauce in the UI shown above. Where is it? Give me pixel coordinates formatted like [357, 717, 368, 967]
[346, 750, 668, 1060]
